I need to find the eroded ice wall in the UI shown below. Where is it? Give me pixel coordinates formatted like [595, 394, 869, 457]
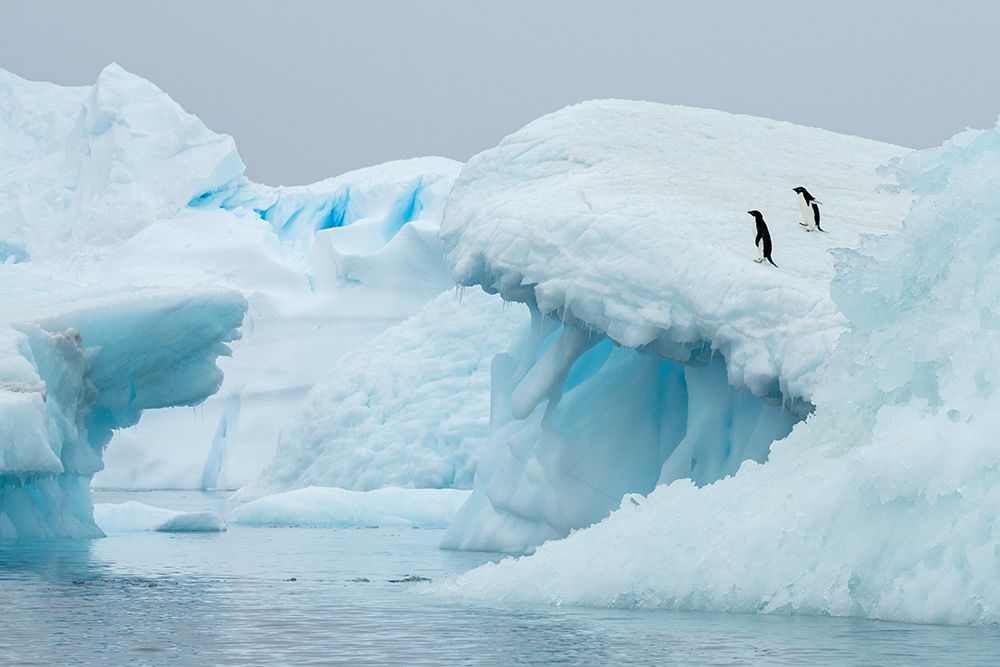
[0, 285, 245, 538]
[439, 100, 912, 553]
[442, 308, 799, 553]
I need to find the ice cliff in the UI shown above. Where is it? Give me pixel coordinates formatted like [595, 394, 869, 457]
[438, 100, 912, 552]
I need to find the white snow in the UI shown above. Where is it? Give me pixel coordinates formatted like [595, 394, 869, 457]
[441, 116, 1000, 625]
[228, 486, 470, 529]
[441, 99, 911, 404]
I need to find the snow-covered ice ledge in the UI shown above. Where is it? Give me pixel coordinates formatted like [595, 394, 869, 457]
[440, 101, 912, 553]
[0, 283, 245, 538]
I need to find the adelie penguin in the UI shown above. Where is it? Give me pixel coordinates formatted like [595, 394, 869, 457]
[793, 186, 825, 232]
[747, 210, 778, 267]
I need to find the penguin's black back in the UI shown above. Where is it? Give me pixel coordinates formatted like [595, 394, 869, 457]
[755, 218, 776, 265]
[755, 219, 771, 248]
[811, 202, 824, 231]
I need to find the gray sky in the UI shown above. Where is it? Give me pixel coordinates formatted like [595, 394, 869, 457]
[2, 1, 997, 185]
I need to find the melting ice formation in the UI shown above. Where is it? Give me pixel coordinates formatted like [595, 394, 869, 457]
[0, 284, 244, 538]
[442, 118, 1000, 625]
[1, 62, 463, 498]
[9, 59, 995, 626]
[0, 62, 458, 535]
[439, 100, 912, 553]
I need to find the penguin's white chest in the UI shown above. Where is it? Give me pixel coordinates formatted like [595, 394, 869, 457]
[796, 195, 812, 224]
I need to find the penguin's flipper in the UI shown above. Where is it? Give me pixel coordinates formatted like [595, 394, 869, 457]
[767, 256, 778, 267]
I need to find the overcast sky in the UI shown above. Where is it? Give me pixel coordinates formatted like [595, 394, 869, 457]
[2, 1, 997, 185]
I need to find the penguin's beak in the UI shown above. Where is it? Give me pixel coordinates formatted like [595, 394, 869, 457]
[746, 210, 752, 215]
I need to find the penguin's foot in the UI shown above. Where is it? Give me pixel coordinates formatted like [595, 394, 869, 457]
[754, 258, 764, 263]
[799, 222, 808, 226]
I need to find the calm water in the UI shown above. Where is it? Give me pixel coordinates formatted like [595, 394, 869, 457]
[0, 491, 997, 666]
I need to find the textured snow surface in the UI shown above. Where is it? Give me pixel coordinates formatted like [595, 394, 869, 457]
[229, 486, 470, 529]
[243, 289, 528, 498]
[442, 119, 1000, 625]
[1, 64, 462, 493]
[441, 100, 912, 404]
[94, 501, 226, 533]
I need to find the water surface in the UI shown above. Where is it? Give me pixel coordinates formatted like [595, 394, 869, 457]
[0, 491, 996, 665]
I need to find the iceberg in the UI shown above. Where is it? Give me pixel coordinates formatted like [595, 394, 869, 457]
[0, 282, 245, 538]
[439, 100, 912, 553]
[1, 63, 463, 493]
[441, 116, 1000, 625]
[0, 64, 256, 537]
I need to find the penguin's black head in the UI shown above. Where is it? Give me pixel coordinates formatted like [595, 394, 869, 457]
[793, 186, 811, 197]
[747, 210, 763, 220]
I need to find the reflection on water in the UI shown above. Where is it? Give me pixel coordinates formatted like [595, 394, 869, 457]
[0, 491, 998, 665]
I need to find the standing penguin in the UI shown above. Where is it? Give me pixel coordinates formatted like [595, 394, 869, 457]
[793, 186, 824, 232]
[747, 210, 777, 266]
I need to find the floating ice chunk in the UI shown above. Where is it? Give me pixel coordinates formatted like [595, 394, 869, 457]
[228, 486, 471, 529]
[94, 502, 225, 533]
[156, 512, 226, 533]
[93, 502, 178, 533]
